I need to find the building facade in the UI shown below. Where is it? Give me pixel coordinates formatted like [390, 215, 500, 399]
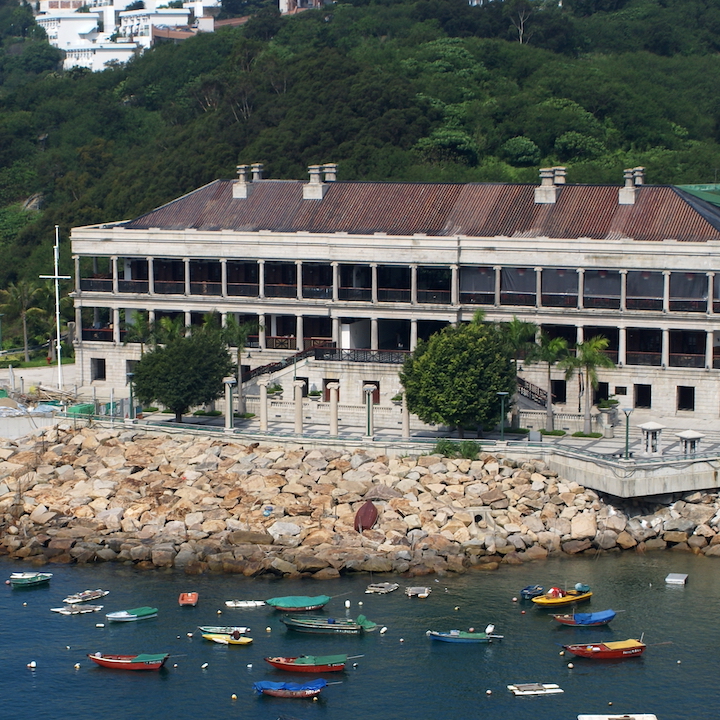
[70, 165, 720, 423]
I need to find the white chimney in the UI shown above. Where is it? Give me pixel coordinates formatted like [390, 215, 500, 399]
[633, 166, 645, 186]
[303, 164, 329, 200]
[619, 167, 637, 205]
[553, 166, 567, 185]
[534, 167, 558, 204]
[323, 163, 337, 182]
[233, 164, 253, 199]
[251, 162, 264, 181]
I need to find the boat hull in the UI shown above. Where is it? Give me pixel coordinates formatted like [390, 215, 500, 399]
[520, 585, 544, 600]
[552, 610, 616, 627]
[197, 626, 249, 635]
[427, 631, 502, 643]
[51, 605, 103, 615]
[258, 687, 323, 698]
[532, 591, 592, 607]
[87, 653, 168, 670]
[225, 600, 265, 608]
[64, 589, 108, 604]
[254, 680, 327, 698]
[178, 593, 198, 606]
[564, 641, 646, 659]
[266, 595, 331, 612]
[281, 616, 365, 635]
[354, 500, 378, 532]
[202, 633, 253, 645]
[8, 572, 52, 588]
[264, 655, 347, 672]
[106, 607, 158, 622]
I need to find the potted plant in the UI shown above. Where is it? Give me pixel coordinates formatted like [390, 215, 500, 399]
[391, 393, 403, 406]
[308, 389, 322, 401]
[597, 396, 619, 411]
[267, 383, 283, 398]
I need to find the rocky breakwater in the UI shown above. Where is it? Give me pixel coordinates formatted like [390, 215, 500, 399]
[2, 424, 720, 578]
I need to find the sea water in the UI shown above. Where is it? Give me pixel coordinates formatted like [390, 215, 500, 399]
[1, 552, 717, 720]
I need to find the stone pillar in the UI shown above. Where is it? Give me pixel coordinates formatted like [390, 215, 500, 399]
[184, 258, 190, 296]
[332, 262, 339, 303]
[223, 376, 236, 431]
[662, 327, 670, 368]
[112, 308, 120, 344]
[410, 319, 418, 351]
[148, 309, 155, 324]
[220, 312, 227, 327]
[535, 267, 542, 308]
[410, 264, 418, 305]
[258, 378, 268, 432]
[662, 271, 670, 313]
[293, 379, 305, 435]
[706, 330, 714, 370]
[112, 256, 119, 294]
[147, 257, 154, 295]
[74, 256, 81, 294]
[328, 381, 340, 436]
[221, 259, 228, 298]
[708, 272, 715, 314]
[451, 264, 459, 306]
[620, 269, 627, 311]
[576, 326, 584, 345]
[296, 260, 303, 301]
[296, 315, 304, 352]
[371, 263, 378, 304]
[363, 383, 376, 438]
[618, 326, 627, 366]
[259, 314, 267, 350]
[494, 265, 501, 306]
[371, 317, 379, 351]
[577, 268, 584, 309]
[402, 392, 410, 439]
[258, 259, 265, 299]
[332, 317, 340, 346]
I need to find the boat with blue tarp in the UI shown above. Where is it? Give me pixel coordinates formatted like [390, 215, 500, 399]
[253, 679, 328, 698]
[552, 609, 617, 627]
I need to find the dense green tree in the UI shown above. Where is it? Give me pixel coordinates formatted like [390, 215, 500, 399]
[0, 280, 42, 361]
[133, 329, 235, 423]
[399, 314, 515, 437]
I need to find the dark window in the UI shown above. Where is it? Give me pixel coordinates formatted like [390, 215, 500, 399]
[614, 386, 627, 396]
[677, 386, 695, 411]
[91, 358, 106, 381]
[634, 384, 652, 409]
[593, 382, 609, 405]
[551, 379, 566, 404]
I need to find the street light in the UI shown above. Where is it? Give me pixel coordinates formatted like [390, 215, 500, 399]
[127, 372, 135, 420]
[497, 391, 509, 442]
[622, 407, 634, 459]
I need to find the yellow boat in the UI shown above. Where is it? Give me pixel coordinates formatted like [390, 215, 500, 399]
[531, 589, 592, 607]
[202, 633, 253, 645]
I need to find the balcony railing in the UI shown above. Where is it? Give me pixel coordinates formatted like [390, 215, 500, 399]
[584, 296, 621, 309]
[302, 286, 332, 300]
[265, 284, 296, 298]
[460, 292, 493, 305]
[80, 278, 112, 292]
[541, 293, 577, 308]
[669, 353, 705, 368]
[378, 288, 410, 302]
[500, 293, 535, 306]
[418, 289, 451, 304]
[626, 351, 661, 366]
[314, 348, 409, 364]
[154, 281, 184, 294]
[626, 297, 662, 311]
[190, 281, 222, 295]
[265, 336, 297, 350]
[228, 283, 259, 297]
[339, 287, 371, 301]
[82, 328, 115, 342]
[118, 279, 148, 293]
[669, 299, 706, 313]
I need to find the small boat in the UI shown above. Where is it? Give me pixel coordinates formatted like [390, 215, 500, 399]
[202, 632, 253, 645]
[106, 606, 158, 622]
[178, 592, 198, 607]
[266, 595, 331, 612]
[281, 614, 377, 635]
[51, 605, 103, 615]
[253, 679, 327, 699]
[63, 589, 109, 604]
[354, 500, 378, 532]
[520, 584, 544, 600]
[405, 586, 431, 598]
[532, 586, 592, 607]
[365, 582, 399, 595]
[7, 572, 53, 588]
[563, 638, 646, 660]
[508, 682, 564, 696]
[426, 624, 503, 643]
[552, 609, 617, 627]
[197, 625, 250, 635]
[264, 654, 350, 672]
[87, 652, 169, 671]
[225, 600, 266, 608]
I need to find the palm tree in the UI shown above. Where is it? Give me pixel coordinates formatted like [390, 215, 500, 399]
[123, 311, 156, 356]
[501, 316, 538, 426]
[561, 336, 616, 435]
[223, 314, 258, 415]
[0, 281, 42, 362]
[530, 334, 569, 431]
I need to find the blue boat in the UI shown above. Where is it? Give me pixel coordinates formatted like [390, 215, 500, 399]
[426, 624, 503, 643]
[552, 609, 617, 627]
[520, 584, 544, 600]
[253, 679, 328, 698]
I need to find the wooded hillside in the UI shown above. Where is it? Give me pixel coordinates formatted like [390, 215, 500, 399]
[2, 0, 720, 287]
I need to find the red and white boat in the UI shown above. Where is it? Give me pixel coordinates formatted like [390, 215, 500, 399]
[563, 638, 646, 659]
[264, 654, 350, 672]
[87, 652, 169, 671]
[178, 592, 198, 606]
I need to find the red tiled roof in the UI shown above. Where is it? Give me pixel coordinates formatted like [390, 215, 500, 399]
[121, 180, 720, 242]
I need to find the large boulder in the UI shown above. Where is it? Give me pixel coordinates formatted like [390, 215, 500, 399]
[571, 513, 597, 540]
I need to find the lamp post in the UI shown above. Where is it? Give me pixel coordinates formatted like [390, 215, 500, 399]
[223, 376, 236, 431]
[127, 372, 135, 420]
[622, 407, 633, 460]
[497, 391, 509, 442]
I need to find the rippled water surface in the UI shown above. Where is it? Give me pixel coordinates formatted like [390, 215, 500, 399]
[1, 552, 717, 720]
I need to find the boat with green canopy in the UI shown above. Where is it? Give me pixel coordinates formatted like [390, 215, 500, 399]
[266, 595, 331, 612]
[280, 614, 377, 635]
[265, 654, 355, 672]
[7, 572, 53, 588]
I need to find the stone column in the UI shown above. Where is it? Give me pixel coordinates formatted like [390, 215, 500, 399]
[328, 381, 340, 436]
[535, 267, 542, 308]
[577, 268, 584, 309]
[258, 378, 268, 432]
[293, 379, 305, 435]
[618, 326, 627, 366]
[620, 269, 627, 311]
[663, 271, 670, 313]
[494, 266, 501, 306]
[296, 260, 303, 301]
[147, 257, 154, 295]
[662, 327, 670, 368]
[112, 256, 119, 294]
[411, 264, 418, 305]
[220, 311, 227, 327]
[148, 309, 155, 324]
[371, 263, 378, 304]
[259, 313, 267, 350]
[402, 392, 410, 439]
[332, 317, 340, 346]
[113, 308, 120, 344]
[332, 262, 339, 303]
[184, 258, 190, 296]
[708, 272, 715, 314]
[371, 317, 379, 351]
[410, 319, 418, 351]
[74, 256, 81, 294]
[258, 259, 265, 299]
[184, 311, 191, 336]
[576, 326, 584, 345]
[451, 264, 459, 306]
[706, 329, 714, 370]
[221, 259, 228, 298]
[363, 383, 376, 438]
[223, 376, 236, 432]
[296, 315, 304, 352]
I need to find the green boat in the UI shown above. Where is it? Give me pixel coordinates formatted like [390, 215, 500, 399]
[106, 606, 158, 622]
[280, 614, 377, 635]
[266, 595, 331, 611]
[8, 572, 53, 588]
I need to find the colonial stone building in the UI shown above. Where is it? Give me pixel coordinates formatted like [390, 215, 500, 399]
[70, 164, 720, 423]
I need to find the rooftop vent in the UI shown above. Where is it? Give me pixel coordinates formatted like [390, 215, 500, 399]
[233, 163, 263, 199]
[534, 166, 566, 204]
[303, 163, 337, 200]
[619, 166, 645, 205]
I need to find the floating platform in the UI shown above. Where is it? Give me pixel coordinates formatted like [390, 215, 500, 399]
[508, 683, 563, 696]
[665, 573, 688, 585]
